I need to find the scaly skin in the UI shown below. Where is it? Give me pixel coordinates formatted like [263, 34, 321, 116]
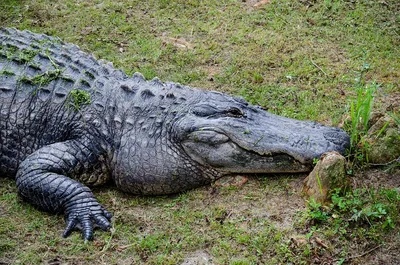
[0, 28, 350, 240]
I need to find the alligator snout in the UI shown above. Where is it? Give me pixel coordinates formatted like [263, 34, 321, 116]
[227, 111, 350, 165]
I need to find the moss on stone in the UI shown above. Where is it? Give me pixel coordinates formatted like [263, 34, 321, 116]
[303, 152, 349, 204]
[365, 114, 400, 164]
[367, 128, 400, 164]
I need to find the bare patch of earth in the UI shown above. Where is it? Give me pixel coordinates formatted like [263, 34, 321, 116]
[212, 175, 307, 231]
[180, 250, 215, 265]
[352, 168, 400, 190]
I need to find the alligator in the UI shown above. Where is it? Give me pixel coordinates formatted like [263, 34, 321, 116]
[0, 28, 350, 240]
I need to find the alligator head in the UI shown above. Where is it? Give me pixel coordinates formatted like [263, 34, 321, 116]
[113, 80, 350, 194]
[174, 90, 349, 174]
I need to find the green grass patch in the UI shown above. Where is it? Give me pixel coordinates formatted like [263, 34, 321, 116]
[19, 69, 61, 87]
[301, 187, 400, 243]
[0, 69, 15, 76]
[67, 89, 91, 111]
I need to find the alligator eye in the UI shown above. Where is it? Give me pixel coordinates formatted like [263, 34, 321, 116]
[192, 105, 218, 117]
[192, 105, 244, 118]
[224, 107, 244, 118]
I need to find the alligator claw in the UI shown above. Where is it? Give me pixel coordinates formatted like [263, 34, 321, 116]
[63, 201, 112, 240]
[63, 217, 78, 238]
[102, 208, 113, 221]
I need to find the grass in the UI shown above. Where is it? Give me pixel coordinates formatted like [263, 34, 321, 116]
[0, 0, 399, 264]
[67, 89, 91, 111]
[345, 55, 379, 167]
[299, 188, 400, 263]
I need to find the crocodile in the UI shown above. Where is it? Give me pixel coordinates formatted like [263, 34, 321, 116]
[0, 28, 350, 240]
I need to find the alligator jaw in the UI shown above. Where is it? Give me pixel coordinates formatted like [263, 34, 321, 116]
[180, 107, 350, 174]
[182, 129, 312, 174]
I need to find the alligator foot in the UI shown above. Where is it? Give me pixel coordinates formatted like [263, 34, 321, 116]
[63, 198, 112, 241]
[15, 140, 113, 241]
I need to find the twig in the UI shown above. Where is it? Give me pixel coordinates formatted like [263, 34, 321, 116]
[314, 237, 328, 249]
[310, 58, 328, 76]
[117, 243, 135, 251]
[369, 156, 400, 167]
[334, 244, 382, 262]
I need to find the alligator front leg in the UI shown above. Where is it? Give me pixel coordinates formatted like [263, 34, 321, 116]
[15, 140, 112, 241]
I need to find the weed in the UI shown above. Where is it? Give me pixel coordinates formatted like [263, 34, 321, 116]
[2, 44, 38, 64]
[0, 69, 15, 76]
[15, 49, 38, 64]
[305, 198, 329, 223]
[3, 44, 18, 60]
[388, 112, 400, 126]
[301, 188, 400, 240]
[67, 89, 91, 111]
[315, 172, 323, 195]
[345, 53, 379, 166]
[19, 69, 62, 95]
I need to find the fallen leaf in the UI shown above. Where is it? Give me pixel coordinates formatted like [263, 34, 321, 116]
[162, 37, 194, 50]
[117, 244, 134, 251]
[254, 0, 271, 8]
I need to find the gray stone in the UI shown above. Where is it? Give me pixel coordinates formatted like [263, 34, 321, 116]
[303, 152, 348, 204]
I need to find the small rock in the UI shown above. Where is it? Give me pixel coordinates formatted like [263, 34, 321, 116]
[364, 113, 400, 164]
[302, 152, 348, 204]
[368, 112, 385, 129]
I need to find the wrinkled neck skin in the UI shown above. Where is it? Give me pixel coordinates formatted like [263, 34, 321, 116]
[96, 78, 221, 195]
[92, 74, 349, 195]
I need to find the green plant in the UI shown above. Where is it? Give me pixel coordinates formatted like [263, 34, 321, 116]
[315, 172, 323, 195]
[19, 69, 61, 87]
[302, 188, 400, 239]
[346, 52, 379, 165]
[67, 89, 91, 111]
[0, 69, 15, 76]
[305, 198, 329, 223]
